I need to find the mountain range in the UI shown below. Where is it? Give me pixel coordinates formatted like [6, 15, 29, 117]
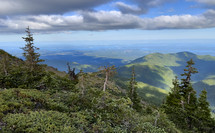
[1, 49, 215, 107]
[117, 52, 215, 106]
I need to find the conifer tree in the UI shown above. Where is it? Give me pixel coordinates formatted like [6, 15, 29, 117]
[180, 59, 198, 129]
[22, 27, 44, 72]
[163, 76, 186, 128]
[21, 27, 45, 88]
[198, 89, 211, 120]
[128, 66, 142, 112]
[197, 89, 215, 132]
[181, 59, 198, 88]
[163, 59, 199, 131]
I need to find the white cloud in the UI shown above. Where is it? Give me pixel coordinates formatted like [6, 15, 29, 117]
[1, 10, 215, 33]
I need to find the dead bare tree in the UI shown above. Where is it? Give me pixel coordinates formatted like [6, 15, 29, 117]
[100, 65, 116, 92]
[1, 53, 9, 76]
[67, 62, 77, 81]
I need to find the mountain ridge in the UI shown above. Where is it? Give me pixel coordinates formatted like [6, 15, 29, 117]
[117, 51, 215, 106]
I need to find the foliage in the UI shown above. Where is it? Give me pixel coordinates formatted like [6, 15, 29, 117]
[0, 29, 214, 132]
[163, 59, 215, 132]
[128, 66, 142, 112]
[22, 27, 44, 72]
[2, 111, 77, 133]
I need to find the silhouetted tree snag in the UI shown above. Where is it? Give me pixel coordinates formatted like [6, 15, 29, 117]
[67, 62, 77, 81]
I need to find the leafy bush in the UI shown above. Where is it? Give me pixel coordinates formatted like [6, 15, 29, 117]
[2, 111, 79, 133]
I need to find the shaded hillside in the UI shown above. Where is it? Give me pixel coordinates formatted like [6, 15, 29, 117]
[0, 49, 66, 77]
[41, 53, 127, 72]
[0, 49, 23, 65]
[117, 52, 215, 105]
[193, 77, 215, 107]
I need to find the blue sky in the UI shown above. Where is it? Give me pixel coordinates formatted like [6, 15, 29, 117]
[0, 0, 215, 43]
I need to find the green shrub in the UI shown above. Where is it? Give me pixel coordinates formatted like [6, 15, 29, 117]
[2, 110, 79, 133]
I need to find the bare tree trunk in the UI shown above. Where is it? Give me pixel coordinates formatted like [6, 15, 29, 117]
[154, 111, 160, 127]
[188, 92, 191, 104]
[131, 67, 135, 97]
[80, 76, 85, 96]
[103, 72, 108, 91]
[3, 62, 8, 76]
[181, 100, 185, 110]
[2, 54, 8, 76]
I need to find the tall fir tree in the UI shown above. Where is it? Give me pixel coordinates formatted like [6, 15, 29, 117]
[197, 89, 215, 132]
[22, 27, 44, 72]
[181, 59, 198, 89]
[128, 66, 142, 112]
[21, 27, 45, 88]
[163, 76, 187, 128]
[163, 59, 208, 131]
[180, 59, 198, 129]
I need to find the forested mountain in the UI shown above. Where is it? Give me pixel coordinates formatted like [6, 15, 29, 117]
[0, 28, 214, 132]
[1, 47, 215, 132]
[117, 52, 215, 106]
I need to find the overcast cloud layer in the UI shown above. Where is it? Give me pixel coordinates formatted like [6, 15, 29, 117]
[0, 0, 111, 15]
[0, 0, 215, 33]
[115, 0, 174, 14]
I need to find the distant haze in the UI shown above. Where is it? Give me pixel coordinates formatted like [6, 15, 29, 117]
[1, 39, 215, 58]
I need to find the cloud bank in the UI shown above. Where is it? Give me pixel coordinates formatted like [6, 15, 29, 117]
[188, 0, 215, 9]
[0, 0, 111, 15]
[0, 0, 215, 33]
[1, 10, 215, 33]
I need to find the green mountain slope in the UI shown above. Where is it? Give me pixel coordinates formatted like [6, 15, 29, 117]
[0, 49, 66, 77]
[117, 52, 215, 105]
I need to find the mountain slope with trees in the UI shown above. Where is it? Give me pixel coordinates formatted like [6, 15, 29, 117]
[117, 52, 215, 106]
[0, 28, 214, 132]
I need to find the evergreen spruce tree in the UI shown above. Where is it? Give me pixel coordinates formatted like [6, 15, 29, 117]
[163, 59, 199, 131]
[22, 27, 44, 72]
[163, 76, 187, 128]
[181, 59, 198, 89]
[21, 27, 45, 88]
[197, 89, 215, 132]
[180, 59, 198, 129]
[128, 66, 142, 112]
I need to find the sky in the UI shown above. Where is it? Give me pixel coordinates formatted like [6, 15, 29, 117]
[0, 0, 215, 43]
